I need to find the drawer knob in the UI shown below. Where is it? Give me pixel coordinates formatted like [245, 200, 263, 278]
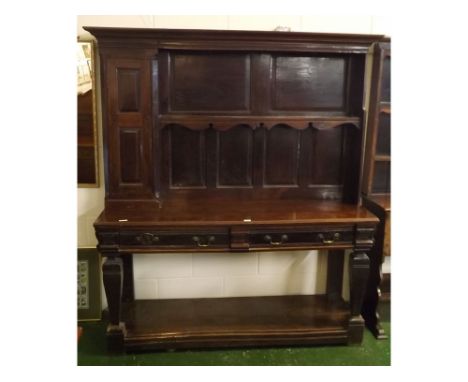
[318, 233, 341, 244]
[264, 234, 288, 246]
[136, 233, 160, 245]
[192, 235, 216, 247]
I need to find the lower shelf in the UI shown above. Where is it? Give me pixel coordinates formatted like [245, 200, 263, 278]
[121, 295, 352, 351]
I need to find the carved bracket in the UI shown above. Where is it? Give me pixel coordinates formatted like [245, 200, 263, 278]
[96, 229, 120, 253]
[161, 118, 361, 132]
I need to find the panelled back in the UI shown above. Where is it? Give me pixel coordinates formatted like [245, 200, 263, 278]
[92, 29, 380, 204]
[105, 57, 153, 198]
[158, 50, 365, 201]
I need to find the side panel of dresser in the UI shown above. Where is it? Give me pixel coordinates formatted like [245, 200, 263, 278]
[361, 41, 391, 339]
[99, 46, 157, 200]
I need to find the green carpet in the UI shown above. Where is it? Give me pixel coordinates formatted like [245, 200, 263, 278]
[78, 319, 390, 366]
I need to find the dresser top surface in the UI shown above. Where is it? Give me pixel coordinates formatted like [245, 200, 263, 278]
[95, 197, 378, 228]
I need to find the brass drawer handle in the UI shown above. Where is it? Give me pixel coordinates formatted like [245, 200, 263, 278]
[136, 233, 160, 245]
[318, 233, 341, 244]
[264, 234, 288, 246]
[192, 235, 216, 247]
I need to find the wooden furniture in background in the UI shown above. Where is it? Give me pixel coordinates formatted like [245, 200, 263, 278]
[77, 41, 99, 187]
[86, 27, 386, 352]
[361, 41, 391, 339]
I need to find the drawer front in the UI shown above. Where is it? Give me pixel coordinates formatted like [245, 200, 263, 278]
[119, 230, 229, 249]
[247, 226, 354, 249]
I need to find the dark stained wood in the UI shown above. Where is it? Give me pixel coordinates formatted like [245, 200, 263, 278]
[158, 122, 360, 198]
[326, 250, 345, 302]
[360, 41, 391, 340]
[77, 90, 96, 184]
[105, 57, 154, 198]
[376, 113, 391, 156]
[117, 68, 140, 112]
[169, 52, 250, 112]
[96, 197, 378, 227]
[87, 27, 385, 352]
[348, 252, 370, 344]
[380, 57, 391, 102]
[264, 125, 300, 186]
[310, 126, 344, 185]
[362, 195, 390, 339]
[361, 41, 391, 197]
[217, 125, 253, 186]
[380, 273, 391, 302]
[119, 129, 141, 183]
[84, 26, 386, 54]
[121, 254, 135, 303]
[372, 161, 391, 193]
[272, 55, 347, 111]
[122, 295, 350, 350]
[102, 256, 126, 352]
[168, 124, 206, 188]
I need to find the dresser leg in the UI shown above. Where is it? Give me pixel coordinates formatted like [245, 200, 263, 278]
[103, 256, 126, 353]
[326, 250, 344, 303]
[362, 248, 388, 339]
[362, 228, 388, 339]
[348, 251, 370, 344]
[122, 254, 135, 303]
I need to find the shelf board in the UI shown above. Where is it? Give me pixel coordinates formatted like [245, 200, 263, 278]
[379, 102, 391, 114]
[375, 154, 391, 162]
[158, 114, 361, 130]
[121, 295, 350, 351]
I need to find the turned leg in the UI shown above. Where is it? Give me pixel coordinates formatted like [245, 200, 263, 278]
[326, 250, 345, 303]
[348, 251, 370, 344]
[103, 256, 126, 353]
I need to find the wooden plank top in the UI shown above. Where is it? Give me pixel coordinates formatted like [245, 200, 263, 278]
[95, 197, 378, 227]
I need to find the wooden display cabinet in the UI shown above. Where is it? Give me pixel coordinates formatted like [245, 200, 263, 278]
[361, 41, 391, 339]
[85, 27, 387, 352]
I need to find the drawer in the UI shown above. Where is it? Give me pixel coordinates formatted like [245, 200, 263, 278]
[247, 226, 354, 249]
[119, 229, 229, 249]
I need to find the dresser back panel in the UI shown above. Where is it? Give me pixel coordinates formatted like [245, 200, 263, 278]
[159, 51, 365, 116]
[97, 38, 370, 203]
[160, 123, 359, 200]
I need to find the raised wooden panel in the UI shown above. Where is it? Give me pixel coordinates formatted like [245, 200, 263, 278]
[376, 113, 390, 156]
[119, 128, 141, 184]
[372, 161, 391, 194]
[310, 127, 344, 185]
[117, 68, 140, 112]
[272, 56, 347, 111]
[169, 125, 206, 188]
[217, 125, 253, 187]
[106, 57, 153, 198]
[381, 57, 391, 102]
[170, 52, 250, 112]
[264, 125, 299, 186]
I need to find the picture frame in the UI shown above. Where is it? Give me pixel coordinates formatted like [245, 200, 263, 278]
[78, 248, 102, 321]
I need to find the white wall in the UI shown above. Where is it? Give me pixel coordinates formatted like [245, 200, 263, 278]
[77, 15, 390, 307]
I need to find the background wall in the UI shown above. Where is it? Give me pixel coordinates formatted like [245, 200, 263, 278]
[77, 15, 391, 307]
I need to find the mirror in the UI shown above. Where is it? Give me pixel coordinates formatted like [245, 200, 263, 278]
[77, 40, 99, 187]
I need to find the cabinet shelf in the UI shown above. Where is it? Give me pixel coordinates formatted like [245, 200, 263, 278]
[375, 154, 391, 162]
[122, 295, 350, 351]
[158, 114, 361, 130]
[379, 102, 391, 114]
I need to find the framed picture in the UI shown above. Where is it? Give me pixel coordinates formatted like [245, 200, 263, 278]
[78, 248, 102, 321]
